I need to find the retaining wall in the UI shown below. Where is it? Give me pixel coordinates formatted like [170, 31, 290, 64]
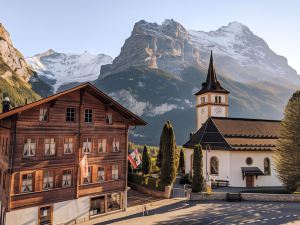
[128, 182, 172, 199]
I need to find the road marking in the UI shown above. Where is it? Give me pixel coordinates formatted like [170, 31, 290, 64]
[279, 216, 283, 219]
[293, 214, 298, 217]
[286, 215, 291, 217]
[271, 217, 276, 220]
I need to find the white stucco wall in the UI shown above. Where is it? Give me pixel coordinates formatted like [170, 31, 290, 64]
[210, 105, 226, 117]
[184, 149, 283, 187]
[6, 206, 38, 225]
[196, 106, 208, 129]
[230, 151, 282, 187]
[5, 196, 90, 225]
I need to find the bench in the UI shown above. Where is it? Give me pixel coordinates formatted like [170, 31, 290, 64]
[212, 180, 229, 187]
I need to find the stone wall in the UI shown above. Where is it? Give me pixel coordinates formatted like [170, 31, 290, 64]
[129, 182, 171, 199]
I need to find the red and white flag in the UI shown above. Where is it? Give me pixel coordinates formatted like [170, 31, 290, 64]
[80, 154, 89, 178]
[128, 149, 141, 169]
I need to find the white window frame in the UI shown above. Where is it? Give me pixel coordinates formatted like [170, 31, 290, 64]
[112, 138, 120, 152]
[21, 173, 33, 192]
[82, 138, 92, 154]
[84, 109, 93, 123]
[24, 138, 36, 157]
[45, 138, 55, 156]
[98, 167, 105, 182]
[83, 166, 92, 184]
[112, 164, 118, 180]
[62, 170, 72, 187]
[64, 137, 74, 154]
[98, 139, 107, 153]
[43, 171, 54, 190]
[39, 108, 48, 122]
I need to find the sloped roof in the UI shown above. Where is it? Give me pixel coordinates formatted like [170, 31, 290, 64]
[195, 51, 229, 95]
[0, 82, 147, 126]
[183, 117, 281, 151]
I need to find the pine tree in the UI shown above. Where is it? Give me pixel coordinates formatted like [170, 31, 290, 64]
[157, 122, 168, 169]
[178, 149, 185, 174]
[161, 121, 177, 185]
[275, 90, 300, 192]
[142, 145, 151, 175]
[192, 144, 205, 192]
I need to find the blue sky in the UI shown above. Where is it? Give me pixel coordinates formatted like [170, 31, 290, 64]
[1, 0, 299, 73]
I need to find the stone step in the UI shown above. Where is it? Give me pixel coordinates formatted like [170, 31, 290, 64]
[226, 193, 241, 202]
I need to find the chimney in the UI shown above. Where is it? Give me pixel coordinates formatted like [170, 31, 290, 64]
[2, 97, 10, 113]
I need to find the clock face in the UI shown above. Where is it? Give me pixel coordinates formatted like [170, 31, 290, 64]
[215, 107, 222, 114]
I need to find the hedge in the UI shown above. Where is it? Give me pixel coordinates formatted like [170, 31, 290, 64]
[128, 173, 165, 191]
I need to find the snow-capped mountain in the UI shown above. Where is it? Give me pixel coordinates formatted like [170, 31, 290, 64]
[27, 50, 113, 92]
[101, 19, 299, 88]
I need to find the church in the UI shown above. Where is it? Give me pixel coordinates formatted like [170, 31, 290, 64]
[183, 52, 282, 188]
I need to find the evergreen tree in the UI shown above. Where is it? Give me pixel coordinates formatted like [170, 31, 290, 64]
[161, 121, 177, 185]
[142, 145, 151, 175]
[157, 122, 168, 169]
[178, 149, 185, 174]
[192, 144, 205, 192]
[275, 90, 300, 192]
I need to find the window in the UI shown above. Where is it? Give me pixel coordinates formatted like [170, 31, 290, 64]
[83, 166, 92, 184]
[64, 137, 74, 154]
[43, 171, 54, 190]
[98, 167, 105, 182]
[90, 196, 105, 216]
[210, 156, 219, 175]
[66, 107, 75, 122]
[85, 109, 93, 123]
[39, 108, 48, 122]
[112, 164, 119, 180]
[112, 138, 120, 152]
[0, 169, 2, 186]
[246, 157, 253, 165]
[264, 158, 271, 175]
[45, 138, 55, 156]
[98, 139, 107, 153]
[24, 138, 36, 157]
[107, 193, 121, 212]
[215, 96, 218, 103]
[39, 206, 52, 225]
[200, 96, 205, 104]
[106, 114, 112, 124]
[83, 138, 92, 154]
[21, 173, 33, 192]
[62, 170, 72, 187]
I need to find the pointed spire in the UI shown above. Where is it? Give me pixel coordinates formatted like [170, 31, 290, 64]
[206, 51, 218, 89]
[195, 51, 229, 95]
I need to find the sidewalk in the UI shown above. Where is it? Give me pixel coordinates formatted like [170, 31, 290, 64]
[80, 198, 182, 225]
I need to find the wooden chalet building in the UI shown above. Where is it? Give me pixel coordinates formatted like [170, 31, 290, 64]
[0, 83, 146, 225]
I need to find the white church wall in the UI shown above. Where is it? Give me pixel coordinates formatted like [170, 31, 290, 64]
[196, 106, 208, 129]
[210, 106, 226, 117]
[184, 148, 193, 175]
[230, 151, 282, 187]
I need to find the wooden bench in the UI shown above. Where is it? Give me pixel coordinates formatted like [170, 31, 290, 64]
[212, 180, 229, 187]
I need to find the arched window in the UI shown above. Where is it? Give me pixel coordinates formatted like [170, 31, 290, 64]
[215, 96, 218, 103]
[210, 156, 219, 175]
[218, 96, 222, 103]
[264, 158, 271, 175]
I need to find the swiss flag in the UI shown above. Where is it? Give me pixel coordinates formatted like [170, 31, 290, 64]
[80, 154, 89, 178]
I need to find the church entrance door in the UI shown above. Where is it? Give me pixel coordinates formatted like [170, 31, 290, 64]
[246, 176, 254, 188]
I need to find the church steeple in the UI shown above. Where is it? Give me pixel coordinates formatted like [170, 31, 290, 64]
[195, 51, 230, 130]
[195, 51, 229, 96]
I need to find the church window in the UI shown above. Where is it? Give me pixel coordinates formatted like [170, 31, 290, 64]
[264, 158, 271, 175]
[215, 96, 218, 103]
[218, 96, 222, 103]
[246, 157, 253, 165]
[210, 156, 219, 175]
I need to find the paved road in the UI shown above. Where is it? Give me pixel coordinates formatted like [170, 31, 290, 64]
[85, 200, 300, 225]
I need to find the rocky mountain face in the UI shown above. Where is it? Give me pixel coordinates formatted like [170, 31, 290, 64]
[26, 50, 113, 94]
[0, 23, 40, 111]
[101, 19, 299, 88]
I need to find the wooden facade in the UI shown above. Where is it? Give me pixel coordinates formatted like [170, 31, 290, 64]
[0, 83, 146, 224]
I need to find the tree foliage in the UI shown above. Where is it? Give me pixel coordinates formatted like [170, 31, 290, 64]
[192, 144, 205, 192]
[157, 122, 168, 169]
[275, 91, 300, 192]
[142, 145, 151, 175]
[178, 149, 185, 174]
[160, 121, 177, 185]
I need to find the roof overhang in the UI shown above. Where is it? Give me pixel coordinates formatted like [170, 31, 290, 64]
[241, 167, 264, 179]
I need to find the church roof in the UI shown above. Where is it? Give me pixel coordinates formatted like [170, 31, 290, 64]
[183, 117, 281, 151]
[195, 51, 229, 95]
